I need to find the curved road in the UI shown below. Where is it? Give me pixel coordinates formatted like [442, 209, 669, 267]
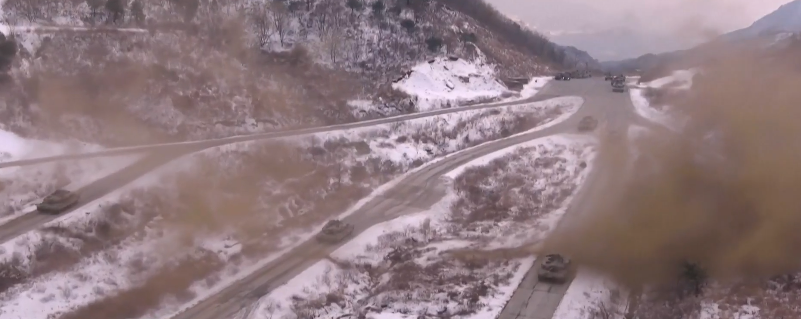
[0, 88, 561, 244]
[497, 79, 651, 319]
[169, 78, 651, 319]
[0, 91, 562, 169]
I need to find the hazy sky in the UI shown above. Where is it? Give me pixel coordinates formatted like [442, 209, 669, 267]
[487, 0, 794, 36]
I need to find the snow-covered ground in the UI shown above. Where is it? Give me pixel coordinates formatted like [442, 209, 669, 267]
[519, 76, 551, 99]
[629, 69, 696, 131]
[0, 129, 144, 223]
[0, 96, 583, 319]
[243, 133, 596, 319]
[553, 269, 628, 319]
[392, 56, 513, 111]
[151, 97, 584, 319]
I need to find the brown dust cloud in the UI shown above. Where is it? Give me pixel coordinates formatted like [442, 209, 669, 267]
[542, 42, 801, 289]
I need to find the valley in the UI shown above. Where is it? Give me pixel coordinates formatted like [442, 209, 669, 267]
[1, 1, 801, 319]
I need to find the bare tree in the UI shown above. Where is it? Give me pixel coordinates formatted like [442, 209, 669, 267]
[5, 0, 47, 22]
[269, 1, 291, 47]
[130, 0, 146, 25]
[105, 0, 126, 24]
[322, 27, 344, 64]
[287, 1, 308, 39]
[86, 0, 105, 19]
[312, 0, 331, 37]
[249, 2, 273, 47]
[329, 1, 347, 30]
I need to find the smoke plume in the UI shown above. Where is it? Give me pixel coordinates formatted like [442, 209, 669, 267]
[543, 44, 801, 289]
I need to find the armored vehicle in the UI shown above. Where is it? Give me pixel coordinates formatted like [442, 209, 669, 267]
[538, 254, 571, 283]
[316, 219, 355, 243]
[37, 189, 80, 214]
[578, 116, 598, 132]
[611, 77, 626, 92]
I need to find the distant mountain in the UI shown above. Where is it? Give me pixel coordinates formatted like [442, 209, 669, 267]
[557, 45, 602, 70]
[722, 0, 801, 40]
[602, 0, 801, 74]
[551, 27, 693, 62]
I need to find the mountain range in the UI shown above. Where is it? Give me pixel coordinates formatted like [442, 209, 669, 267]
[600, 0, 801, 73]
[550, 0, 801, 63]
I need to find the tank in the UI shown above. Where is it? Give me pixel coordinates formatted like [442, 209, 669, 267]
[315, 219, 355, 243]
[37, 189, 80, 214]
[537, 254, 571, 283]
[578, 116, 598, 132]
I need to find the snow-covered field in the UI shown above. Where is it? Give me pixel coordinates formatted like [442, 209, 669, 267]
[553, 269, 628, 319]
[0, 129, 144, 223]
[392, 56, 514, 111]
[0, 96, 582, 319]
[629, 69, 696, 131]
[245, 134, 596, 319]
[519, 76, 551, 99]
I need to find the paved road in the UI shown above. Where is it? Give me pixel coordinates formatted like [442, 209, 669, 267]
[497, 79, 647, 319]
[0, 87, 564, 244]
[0, 149, 190, 244]
[0, 91, 562, 169]
[168, 78, 632, 319]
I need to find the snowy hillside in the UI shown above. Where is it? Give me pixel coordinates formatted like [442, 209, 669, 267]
[249, 134, 597, 319]
[723, 0, 801, 40]
[392, 56, 511, 111]
[0, 0, 583, 146]
[0, 97, 583, 319]
[604, 1, 801, 76]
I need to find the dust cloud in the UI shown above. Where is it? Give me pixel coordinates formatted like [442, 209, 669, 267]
[542, 44, 801, 289]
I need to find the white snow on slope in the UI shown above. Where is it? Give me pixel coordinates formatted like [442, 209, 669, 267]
[393, 56, 511, 111]
[153, 96, 584, 319]
[647, 69, 696, 90]
[247, 134, 595, 319]
[553, 269, 628, 319]
[700, 301, 721, 319]
[445, 134, 593, 179]
[0, 234, 172, 319]
[0, 96, 583, 319]
[320, 96, 583, 162]
[629, 69, 696, 132]
[519, 76, 551, 99]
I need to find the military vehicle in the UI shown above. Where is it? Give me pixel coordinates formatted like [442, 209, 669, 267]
[538, 254, 571, 283]
[612, 80, 626, 92]
[578, 116, 598, 132]
[611, 75, 626, 92]
[554, 73, 571, 81]
[316, 219, 355, 243]
[37, 189, 80, 214]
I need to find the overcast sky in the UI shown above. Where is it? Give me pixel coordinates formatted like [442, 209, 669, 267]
[487, 0, 793, 36]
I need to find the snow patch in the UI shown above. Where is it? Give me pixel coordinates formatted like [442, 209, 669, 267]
[647, 69, 697, 90]
[553, 269, 628, 319]
[519, 76, 551, 99]
[392, 56, 511, 111]
[629, 68, 695, 132]
[700, 301, 721, 319]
